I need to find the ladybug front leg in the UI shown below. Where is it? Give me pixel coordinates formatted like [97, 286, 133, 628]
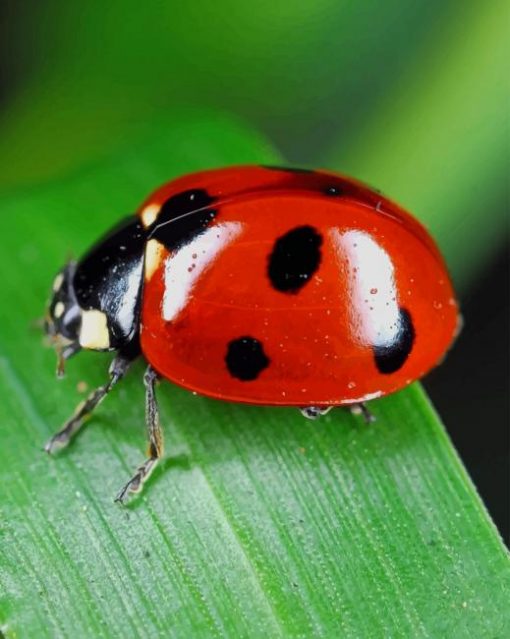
[115, 365, 163, 503]
[44, 353, 134, 454]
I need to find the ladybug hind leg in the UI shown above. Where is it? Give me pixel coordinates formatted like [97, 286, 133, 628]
[44, 352, 135, 454]
[350, 402, 376, 424]
[300, 406, 334, 420]
[115, 365, 163, 503]
[299, 403, 376, 424]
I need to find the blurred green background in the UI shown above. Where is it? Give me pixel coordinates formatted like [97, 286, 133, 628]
[0, 1, 508, 537]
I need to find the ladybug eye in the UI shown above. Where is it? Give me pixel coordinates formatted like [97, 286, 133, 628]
[325, 186, 342, 196]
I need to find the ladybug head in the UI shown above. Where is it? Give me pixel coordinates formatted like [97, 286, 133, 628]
[44, 216, 145, 378]
[45, 261, 82, 377]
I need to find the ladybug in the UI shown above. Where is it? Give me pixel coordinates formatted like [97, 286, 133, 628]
[44, 165, 460, 501]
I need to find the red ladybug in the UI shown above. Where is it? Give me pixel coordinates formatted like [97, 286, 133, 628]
[44, 165, 460, 501]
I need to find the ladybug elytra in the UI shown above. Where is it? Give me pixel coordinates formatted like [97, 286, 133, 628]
[44, 165, 460, 501]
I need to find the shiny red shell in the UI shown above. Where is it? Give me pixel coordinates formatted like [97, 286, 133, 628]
[138, 165, 459, 407]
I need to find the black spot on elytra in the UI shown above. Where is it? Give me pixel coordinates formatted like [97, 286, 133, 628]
[262, 165, 314, 174]
[149, 188, 217, 251]
[373, 308, 415, 374]
[268, 225, 323, 293]
[225, 336, 270, 381]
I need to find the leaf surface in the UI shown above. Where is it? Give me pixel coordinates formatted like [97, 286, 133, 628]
[0, 113, 508, 639]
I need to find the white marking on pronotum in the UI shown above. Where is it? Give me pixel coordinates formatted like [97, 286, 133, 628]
[145, 239, 165, 281]
[54, 301, 65, 319]
[163, 222, 242, 322]
[330, 229, 400, 349]
[141, 203, 160, 228]
[117, 263, 144, 334]
[53, 273, 64, 292]
[79, 309, 110, 350]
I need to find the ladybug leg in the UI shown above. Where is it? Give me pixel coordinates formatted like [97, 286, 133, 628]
[115, 365, 163, 503]
[44, 353, 134, 454]
[350, 402, 376, 424]
[300, 406, 333, 420]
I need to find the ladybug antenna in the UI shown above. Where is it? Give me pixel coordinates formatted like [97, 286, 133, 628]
[52, 336, 81, 379]
[55, 343, 66, 379]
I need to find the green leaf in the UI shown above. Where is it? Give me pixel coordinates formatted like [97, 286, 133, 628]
[0, 113, 508, 638]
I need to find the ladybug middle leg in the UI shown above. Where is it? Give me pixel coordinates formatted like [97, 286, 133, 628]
[115, 365, 163, 503]
[44, 352, 135, 454]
